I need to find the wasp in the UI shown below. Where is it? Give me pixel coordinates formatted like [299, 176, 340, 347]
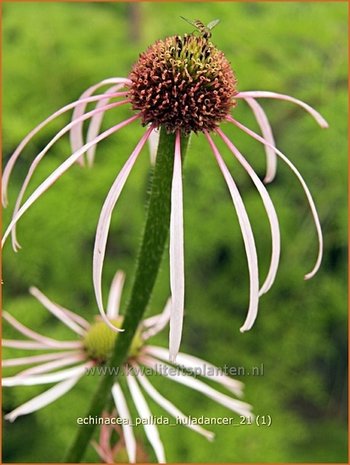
[180, 17, 220, 39]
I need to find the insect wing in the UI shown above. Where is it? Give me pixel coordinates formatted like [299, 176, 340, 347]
[207, 19, 220, 30]
[180, 16, 197, 28]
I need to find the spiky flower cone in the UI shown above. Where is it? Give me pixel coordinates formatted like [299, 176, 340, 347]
[128, 34, 237, 134]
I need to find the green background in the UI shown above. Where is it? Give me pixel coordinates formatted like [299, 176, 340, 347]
[2, 1, 347, 462]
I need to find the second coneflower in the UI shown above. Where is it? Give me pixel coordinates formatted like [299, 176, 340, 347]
[3, 270, 252, 463]
[2, 20, 328, 360]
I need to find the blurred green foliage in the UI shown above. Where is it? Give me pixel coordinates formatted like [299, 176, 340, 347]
[2, 2, 347, 463]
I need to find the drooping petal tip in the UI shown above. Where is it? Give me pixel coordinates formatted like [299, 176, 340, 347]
[92, 127, 153, 334]
[227, 116, 323, 282]
[169, 130, 185, 362]
[205, 131, 260, 333]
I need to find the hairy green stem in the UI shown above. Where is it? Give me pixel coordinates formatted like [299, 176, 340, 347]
[65, 128, 189, 462]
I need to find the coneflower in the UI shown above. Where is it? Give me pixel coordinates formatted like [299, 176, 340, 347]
[3, 270, 252, 463]
[2, 22, 328, 361]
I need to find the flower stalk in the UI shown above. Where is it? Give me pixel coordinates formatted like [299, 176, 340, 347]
[65, 127, 189, 462]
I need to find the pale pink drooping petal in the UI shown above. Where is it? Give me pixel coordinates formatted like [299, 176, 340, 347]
[2, 339, 81, 350]
[228, 116, 323, 280]
[142, 298, 171, 340]
[10, 100, 129, 251]
[86, 85, 127, 167]
[112, 383, 137, 463]
[3, 311, 82, 348]
[92, 411, 122, 463]
[131, 361, 214, 441]
[59, 307, 90, 330]
[3, 362, 92, 387]
[29, 287, 86, 336]
[125, 372, 166, 463]
[106, 270, 126, 319]
[91, 441, 114, 464]
[93, 127, 153, 333]
[16, 353, 86, 376]
[169, 131, 185, 361]
[141, 356, 253, 419]
[69, 77, 130, 157]
[217, 128, 280, 296]
[235, 91, 329, 128]
[4, 374, 83, 422]
[2, 351, 82, 367]
[144, 345, 243, 397]
[148, 127, 160, 165]
[205, 132, 260, 332]
[2, 91, 127, 207]
[244, 97, 277, 183]
[142, 299, 171, 328]
[2, 115, 139, 248]
[100, 411, 114, 452]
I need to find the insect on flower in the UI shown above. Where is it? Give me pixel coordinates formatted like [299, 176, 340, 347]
[180, 17, 220, 39]
[3, 270, 252, 463]
[2, 19, 328, 361]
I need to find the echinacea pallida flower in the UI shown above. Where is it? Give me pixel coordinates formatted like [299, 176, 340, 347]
[2, 24, 328, 361]
[3, 270, 252, 463]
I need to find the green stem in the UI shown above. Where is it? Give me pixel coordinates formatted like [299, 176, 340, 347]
[65, 128, 189, 462]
